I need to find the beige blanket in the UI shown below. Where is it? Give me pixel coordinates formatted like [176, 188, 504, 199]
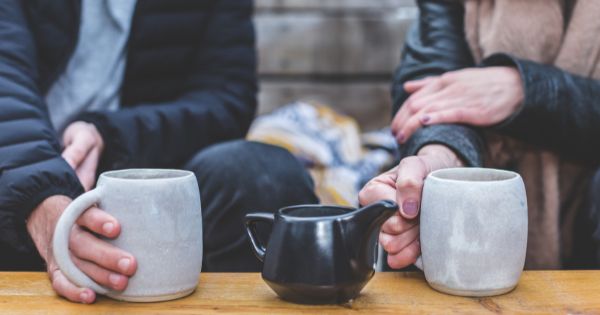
[463, 0, 600, 268]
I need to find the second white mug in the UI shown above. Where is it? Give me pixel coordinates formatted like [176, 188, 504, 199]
[416, 167, 528, 297]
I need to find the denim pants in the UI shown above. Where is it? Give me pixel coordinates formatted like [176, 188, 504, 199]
[184, 140, 319, 271]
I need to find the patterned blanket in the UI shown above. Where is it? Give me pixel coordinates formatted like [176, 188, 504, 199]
[247, 102, 398, 206]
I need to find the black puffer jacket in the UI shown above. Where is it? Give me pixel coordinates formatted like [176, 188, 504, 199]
[395, 0, 600, 166]
[0, 0, 256, 269]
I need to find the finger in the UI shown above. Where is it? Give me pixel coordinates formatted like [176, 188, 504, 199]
[392, 79, 443, 141]
[358, 179, 396, 207]
[404, 76, 436, 93]
[62, 135, 95, 169]
[380, 212, 417, 235]
[76, 206, 121, 239]
[76, 147, 100, 191]
[387, 239, 421, 269]
[422, 108, 481, 126]
[396, 157, 428, 219]
[379, 224, 419, 254]
[69, 228, 137, 276]
[397, 96, 450, 142]
[50, 268, 96, 303]
[73, 256, 129, 291]
[399, 85, 461, 136]
[358, 167, 397, 206]
[391, 105, 410, 138]
[396, 111, 426, 144]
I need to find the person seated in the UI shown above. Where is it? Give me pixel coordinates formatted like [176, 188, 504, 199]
[0, 0, 317, 303]
[360, 0, 600, 270]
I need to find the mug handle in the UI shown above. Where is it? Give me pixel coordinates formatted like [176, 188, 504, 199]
[244, 213, 274, 262]
[52, 188, 109, 294]
[414, 255, 424, 271]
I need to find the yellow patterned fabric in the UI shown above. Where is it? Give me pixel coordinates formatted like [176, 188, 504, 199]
[247, 102, 397, 206]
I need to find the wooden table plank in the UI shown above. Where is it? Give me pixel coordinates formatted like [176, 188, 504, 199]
[0, 271, 599, 314]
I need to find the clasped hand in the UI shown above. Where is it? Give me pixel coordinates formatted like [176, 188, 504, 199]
[391, 67, 524, 143]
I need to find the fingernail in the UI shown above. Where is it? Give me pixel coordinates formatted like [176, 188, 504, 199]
[102, 222, 114, 234]
[80, 291, 89, 303]
[109, 273, 121, 286]
[397, 132, 405, 142]
[379, 233, 390, 245]
[421, 115, 431, 124]
[402, 200, 419, 217]
[118, 258, 131, 273]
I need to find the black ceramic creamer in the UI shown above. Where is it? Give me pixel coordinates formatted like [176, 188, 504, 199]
[244, 200, 397, 304]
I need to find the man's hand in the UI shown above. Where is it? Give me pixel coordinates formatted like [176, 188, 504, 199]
[27, 195, 137, 303]
[359, 144, 464, 268]
[391, 67, 524, 143]
[62, 122, 104, 191]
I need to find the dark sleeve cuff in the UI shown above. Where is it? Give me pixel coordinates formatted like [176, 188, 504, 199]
[1, 157, 84, 256]
[401, 124, 485, 167]
[479, 53, 546, 133]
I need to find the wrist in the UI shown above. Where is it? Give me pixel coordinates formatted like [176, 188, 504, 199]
[417, 144, 465, 168]
[26, 195, 72, 261]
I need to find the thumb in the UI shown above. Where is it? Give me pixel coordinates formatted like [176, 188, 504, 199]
[395, 156, 428, 219]
[62, 136, 94, 170]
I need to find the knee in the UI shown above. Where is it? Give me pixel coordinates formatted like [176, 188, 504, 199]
[592, 169, 600, 193]
[184, 140, 314, 192]
[590, 169, 600, 219]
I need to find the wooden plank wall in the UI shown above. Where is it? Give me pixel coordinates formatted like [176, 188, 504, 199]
[255, 0, 417, 131]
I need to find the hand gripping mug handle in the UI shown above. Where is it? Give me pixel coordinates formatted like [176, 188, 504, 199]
[244, 213, 274, 262]
[52, 188, 109, 294]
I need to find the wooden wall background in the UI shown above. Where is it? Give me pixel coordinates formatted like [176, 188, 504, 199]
[254, 0, 418, 131]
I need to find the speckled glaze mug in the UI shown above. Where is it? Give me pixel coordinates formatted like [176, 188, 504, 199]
[416, 168, 528, 297]
[53, 169, 203, 302]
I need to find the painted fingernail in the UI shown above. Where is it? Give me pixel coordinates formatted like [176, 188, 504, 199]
[102, 222, 114, 234]
[118, 258, 131, 273]
[402, 200, 419, 217]
[397, 132, 405, 142]
[421, 115, 431, 124]
[109, 273, 121, 286]
[80, 291, 89, 303]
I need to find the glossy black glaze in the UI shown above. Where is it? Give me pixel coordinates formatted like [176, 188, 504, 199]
[245, 200, 397, 304]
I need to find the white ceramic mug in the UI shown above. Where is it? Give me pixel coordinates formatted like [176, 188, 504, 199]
[52, 169, 203, 302]
[415, 167, 528, 297]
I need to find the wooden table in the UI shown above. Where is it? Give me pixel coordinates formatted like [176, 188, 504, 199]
[1, 271, 599, 314]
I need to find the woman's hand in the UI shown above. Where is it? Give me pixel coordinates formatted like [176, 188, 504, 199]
[391, 67, 524, 143]
[358, 144, 464, 268]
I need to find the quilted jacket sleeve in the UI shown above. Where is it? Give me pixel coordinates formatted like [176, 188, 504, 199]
[0, 0, 83, 255]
